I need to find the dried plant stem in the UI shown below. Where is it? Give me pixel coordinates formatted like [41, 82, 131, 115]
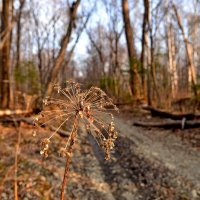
[60, 114, 79, 200]
[60, 149, 72, 200]
[14, 145, 19, 200]
[14, 121, 21, 200]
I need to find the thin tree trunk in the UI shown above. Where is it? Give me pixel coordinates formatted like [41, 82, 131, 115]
[146, 29, 152, 106]
[121, 0, 140, 98]
[173, 4, 197, 97]
[143, 0, 152, 106]
[148, 2, 160, 106]
[140, 0, 149, 100]
[16, 0, 25, 69]
[15, 0, 25, 95]
[0, 0, 10, 109]
[167, 22, 177, 98]
[113, 31, 123, 97]
[46, 0, 81, 96]
[9, 0, 14, 109]
[190, 14, 198, 84]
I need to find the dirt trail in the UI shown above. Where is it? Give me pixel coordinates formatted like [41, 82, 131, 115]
[114, 116, 200, 189]
[75, 114, 200, 200]
[83, 115, 200, 200]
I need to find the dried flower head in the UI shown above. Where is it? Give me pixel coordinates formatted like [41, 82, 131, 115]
[34, 81, 119, 160]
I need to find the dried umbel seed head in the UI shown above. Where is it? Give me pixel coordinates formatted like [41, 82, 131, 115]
[40, 138, 50, 158]
[101, 138, 115, 160]
[59, 147, 72, 157]
[34, 81, 119, 160]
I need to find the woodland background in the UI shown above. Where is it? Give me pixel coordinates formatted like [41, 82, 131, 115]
[0, 1, 200, 200]
[0, 0, 200, 110]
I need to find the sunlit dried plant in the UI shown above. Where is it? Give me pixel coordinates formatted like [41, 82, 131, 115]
[34, 81, 118, 200]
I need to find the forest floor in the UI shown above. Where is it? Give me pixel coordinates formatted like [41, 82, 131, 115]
[0, 108, 200, 200]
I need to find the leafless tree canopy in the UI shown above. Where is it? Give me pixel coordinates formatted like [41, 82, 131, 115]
[0, 0, 200, 109]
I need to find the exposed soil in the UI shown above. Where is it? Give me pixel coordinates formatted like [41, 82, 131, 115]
[0, 109, 200, 200]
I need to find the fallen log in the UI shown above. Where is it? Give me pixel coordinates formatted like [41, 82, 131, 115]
[0, 117, 69, 137]
[0, 109, 32, 117]
[133, 120, 200, 129]
[142, 106, 200, 120]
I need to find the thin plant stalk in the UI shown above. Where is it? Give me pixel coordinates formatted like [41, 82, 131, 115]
[14, 120, 21, 200]
[60, 114, 79, 200]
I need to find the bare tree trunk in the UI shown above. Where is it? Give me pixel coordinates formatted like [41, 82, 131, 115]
[113, 30, 123, 98]
[167, 22, 177, 98]
[15, 0, 25, 96]
[146, 27, 152, 106]
[173, 4, 197, 97]
[190, 14, 199, 82]
[46, 0, 81, 96]
[142, 0, 152, 106]
[9, 0, 14, 109]
[165, 0, 177, 99]
[140, 0, 149, 100]
[0, 9, 2, 101]
[141, 0, 157, 105]
[121, 0, 140, 98]
[0, 0, 11, 109]
[32, 9, 44, 89]
[148, 2, 160, 107]
[16, 0, 25, 70]
[10, 0, 14, 52]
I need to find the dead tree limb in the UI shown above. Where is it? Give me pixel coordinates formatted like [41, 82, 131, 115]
[133, 120, 200, 129]
[0, 109, 32, 117]
[0, 117, 69, 137]
[142, 106, 200, 120]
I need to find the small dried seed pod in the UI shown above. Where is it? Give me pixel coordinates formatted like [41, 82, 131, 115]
[32, 130, 37, 137]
